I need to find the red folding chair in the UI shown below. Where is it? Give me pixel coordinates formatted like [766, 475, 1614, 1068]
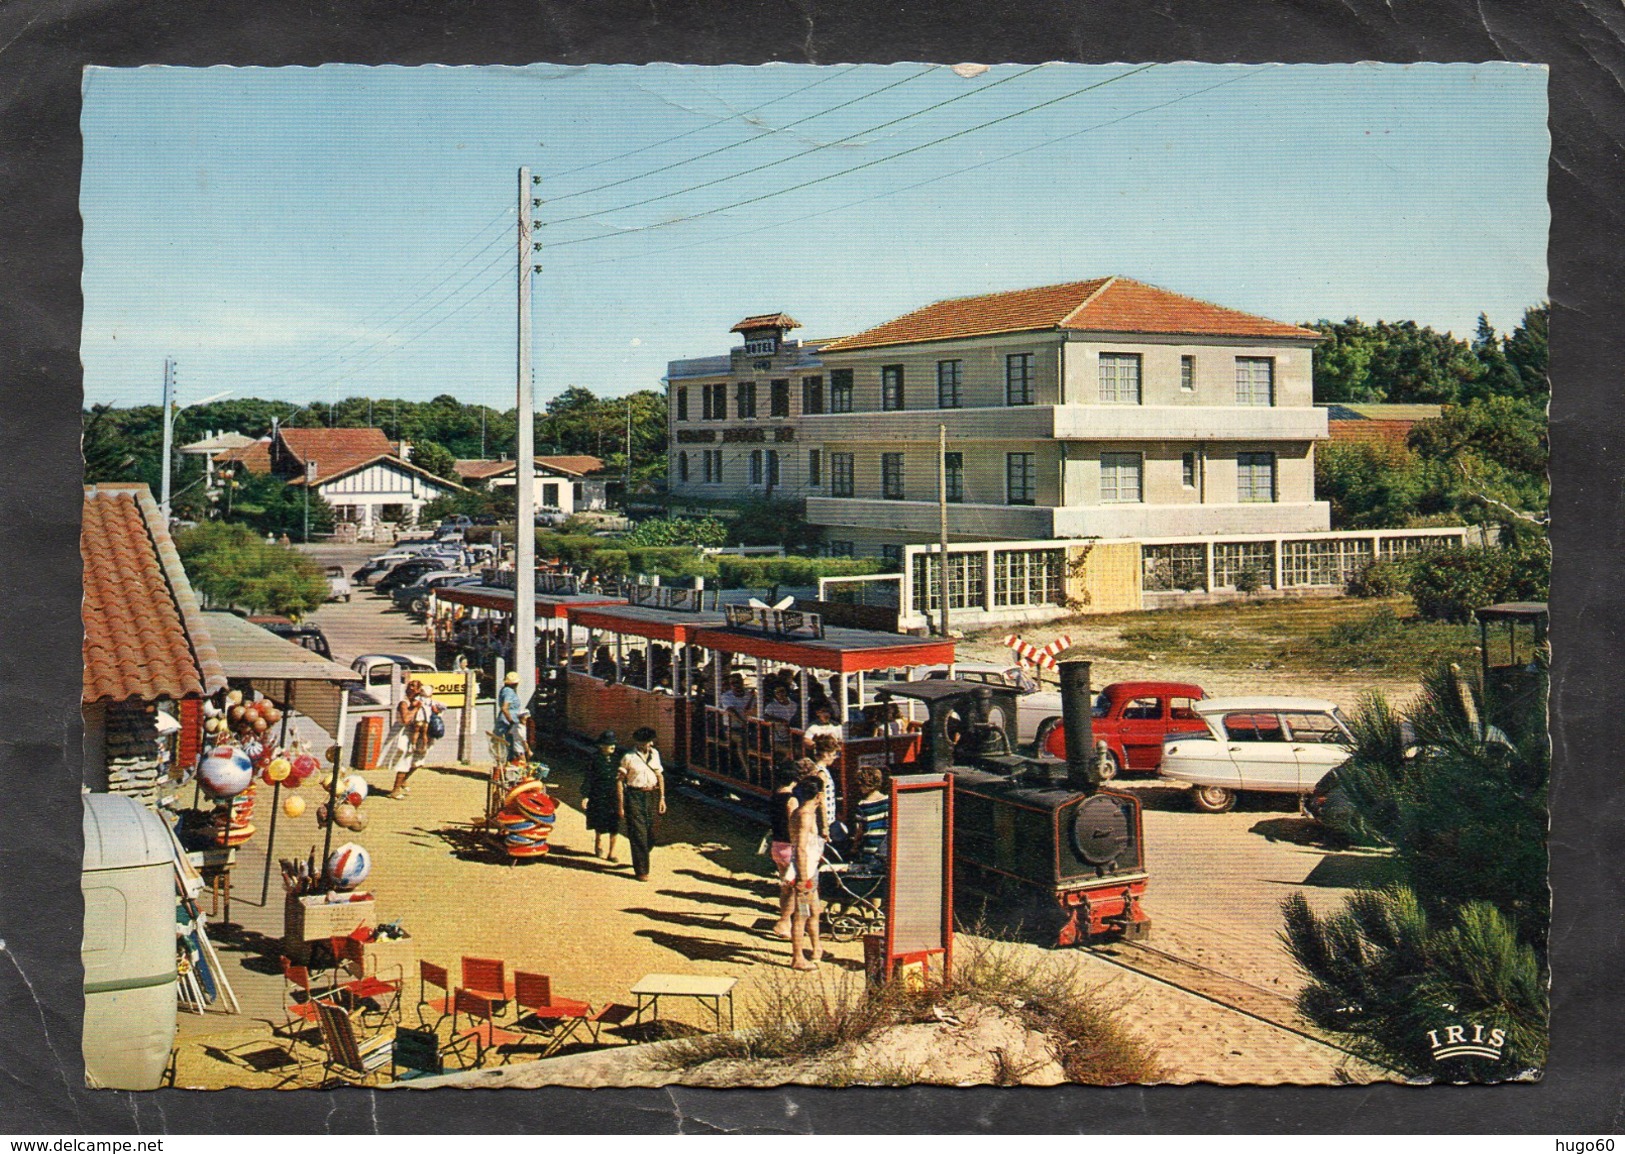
[329, 933, 403, 1025]
[460, 955, 515, 1015]
[417, 960, 453, 1030]
[447, 988, 525, 1068]
[280, 957, 339, 1043]
[513, 972, 635, 1053]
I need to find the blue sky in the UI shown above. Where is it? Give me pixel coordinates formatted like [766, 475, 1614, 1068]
[79, 62, 1548, 411]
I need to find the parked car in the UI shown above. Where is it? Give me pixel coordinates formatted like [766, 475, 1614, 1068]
[353, 552, 419, 584]
[533, 506, 567, 527]
[438, 514, 473, 531]
[325, 565, 353, 603]
[376, 557, 459, 596]
[247, 616, 333, 662]
[1159, 696, 1355, 813]
[1035, 681, 1209, 778]
[471, 513, 498, 526]
[391, 570, 476, 612]
[913, 661, 1060, 743]
[349, 653, 437, 704]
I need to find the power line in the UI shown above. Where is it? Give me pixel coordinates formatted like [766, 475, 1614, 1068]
[541, 63, 1159, 250]
[544, 65, 939, 205]
[562, 67, 1268, 272]
[543, 64, 864, 182]
[540, 63, 1053, 229]
[226, 205, 516, 388]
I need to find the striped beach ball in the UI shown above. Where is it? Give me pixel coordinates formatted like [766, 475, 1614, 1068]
[325, 842, 372, 890]
[199, 747, 254, 799]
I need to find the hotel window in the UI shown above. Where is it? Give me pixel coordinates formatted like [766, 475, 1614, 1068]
[1101, 452, 1143, 503]
[937, 360, 962, 409]
[770, 378, 790, 417]
[749, 449, 764, 485]
[705, 383, 728, 420]
[1099, 353, 1142, 404]
[830, 369, 854, 413]
[807, 449, 822, 487]
[735, 381, 757, 419]
[829, 540, 855, 558]
[882, 452, 905, 500]
[1181, 452, 1197, 489]
[703, 449, 723, 483]
[676, 386, 689, 421]
[1006, 352, 1036, 406]
[830, 452, 855, 497]
[882, 365, 905, 411]
[1180, 356, 1195, 392]
[1006, 452, 1036, 506]
[1238, 451, 1277, 502]
[677, 451, 689, 482]
[1235, 357, 1275, 406]
[802, 375, 824, 415]
[944, 451, 964, 503]
[766, 448, 780, 487]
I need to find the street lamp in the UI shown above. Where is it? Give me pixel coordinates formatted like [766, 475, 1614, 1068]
[159, 371, 232, 520]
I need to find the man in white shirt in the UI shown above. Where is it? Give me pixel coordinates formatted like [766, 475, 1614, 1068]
[616, 727, 666, 881]
[719, 672, 756, 779]
[801, 702, 844, 752]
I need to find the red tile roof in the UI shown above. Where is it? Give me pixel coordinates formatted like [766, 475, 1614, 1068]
[819, 276, 1320, 352]
[275, 427, 397, 479]
[731, 313, 800, 333]
[214, 439, 272, 473]
[1328, 420, 1422, 450]
[453, 455, 605, 481]
[82, 484, 226, 704]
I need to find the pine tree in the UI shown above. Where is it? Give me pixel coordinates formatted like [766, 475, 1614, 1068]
[1283, 663, 1548, 1080]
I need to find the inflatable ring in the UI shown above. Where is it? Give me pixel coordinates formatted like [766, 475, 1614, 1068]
[501, 779, 549, 809]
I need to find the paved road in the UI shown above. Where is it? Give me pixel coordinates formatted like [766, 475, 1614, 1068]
[300, 542, 439, 667]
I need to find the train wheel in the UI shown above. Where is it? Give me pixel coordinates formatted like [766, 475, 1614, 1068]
[1191, 785, 1236, 813]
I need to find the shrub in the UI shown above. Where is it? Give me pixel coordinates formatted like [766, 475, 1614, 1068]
[1347, 559, 1406, 598]
[714, 556, 882, 589]
[623, 516, 727, 548]
[1232, 567, 1265, 596]
[622, 546, 717, 580]
[726, 498, 823, 550]
[175, 522, 329, 617]
[1405, 545, 1549, 623]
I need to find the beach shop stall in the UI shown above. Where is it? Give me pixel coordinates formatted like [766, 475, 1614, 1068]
[688, 605, 956, 822]
[563, 586, 726, 763]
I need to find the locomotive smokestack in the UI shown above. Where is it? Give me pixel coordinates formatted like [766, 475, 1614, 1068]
[1058, 658, 1098, 791]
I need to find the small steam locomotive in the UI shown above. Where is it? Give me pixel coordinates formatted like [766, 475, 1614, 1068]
[877, 659, 1151, 947]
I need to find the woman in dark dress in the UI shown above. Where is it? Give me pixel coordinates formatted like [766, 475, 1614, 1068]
[584, 730, 622, 861]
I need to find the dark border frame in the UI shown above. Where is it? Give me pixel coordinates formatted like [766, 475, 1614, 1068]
[2, 0, 1616, 1134]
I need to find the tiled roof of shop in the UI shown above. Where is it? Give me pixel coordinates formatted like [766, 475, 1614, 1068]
[82, 483, 226, 704]
[819, 277, 1321, 352]
[451, 455, 605, 481]
[214, 439, 272, 473]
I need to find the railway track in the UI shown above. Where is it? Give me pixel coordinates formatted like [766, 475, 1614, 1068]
[1085, 937, 1368, 1062]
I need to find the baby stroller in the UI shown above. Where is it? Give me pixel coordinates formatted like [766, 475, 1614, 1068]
[818, 840, 886, 941]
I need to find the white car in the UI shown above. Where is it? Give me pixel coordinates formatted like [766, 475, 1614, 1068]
[912, 661, 1062, 743]
[1159, 696, 1355, 813]
[348, 653, 438, 705]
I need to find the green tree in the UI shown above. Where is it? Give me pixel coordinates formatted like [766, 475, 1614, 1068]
[410, 438, 459, 481]
[1314, 440, 1429, 529]
[622, 516, 727, 548]
[224, 471, 336, 540]
[1308, 318, 1486, 405]
[175, 521, 330, 616]
[1404, 543, 1549, 624]
[1501, 303, 1548, 403]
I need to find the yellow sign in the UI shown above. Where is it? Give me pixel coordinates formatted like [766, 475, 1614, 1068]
[415, 671, 476, 707]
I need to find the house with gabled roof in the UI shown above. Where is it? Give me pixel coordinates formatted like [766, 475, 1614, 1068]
[214, 425, 465, 536]
[452, 454, 610, 513]
[666, 278, 1331, 563]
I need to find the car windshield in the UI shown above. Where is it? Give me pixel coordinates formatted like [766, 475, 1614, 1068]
[1279, 710, 1351, 744]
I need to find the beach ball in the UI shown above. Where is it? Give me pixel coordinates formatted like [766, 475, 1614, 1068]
[333, 802, 358, 830]
[199, 747, 254, 799]
[325, 843, 371, 890]
[349, 810, 369, 832]
[265, 757, 291, 783]
[290, 753, 320, 783]
[342, 775, 369, 806]
[282, 794, 306, 819]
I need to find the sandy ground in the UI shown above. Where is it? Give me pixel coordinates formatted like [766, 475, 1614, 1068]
[163, 543, 1394, 1088]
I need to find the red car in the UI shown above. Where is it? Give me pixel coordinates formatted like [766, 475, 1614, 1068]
[1037, 681, 1208, 779]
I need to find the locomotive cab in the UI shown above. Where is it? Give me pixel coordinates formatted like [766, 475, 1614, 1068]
[878, 662, 1151, 947]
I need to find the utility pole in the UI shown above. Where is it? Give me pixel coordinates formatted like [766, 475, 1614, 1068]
[159, 357, 176, 519]
[303, 460, 316, 542]
[624, 398, 632, 503]
[938, 423, 950, 639]
[481, 407, 487, 459]
[514, 167, 538, 707]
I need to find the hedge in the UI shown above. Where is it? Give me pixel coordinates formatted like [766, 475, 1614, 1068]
[714, 556, 882, 588]
[1404, 545, 1550, 624]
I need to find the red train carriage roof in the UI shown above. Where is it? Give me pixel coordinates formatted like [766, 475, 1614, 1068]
[567, 603, 729, 643]
[690, 624, 955, 674]
[434, 584, 624, 620]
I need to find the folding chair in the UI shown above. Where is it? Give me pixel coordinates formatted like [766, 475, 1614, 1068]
[511, 971, 590, 1054]
[392, 1026, 448, 1082]
[447, 988, 525, 1068]
[279, 957, 339, 1049]
[461, 956, 515, 1013]
[315, 999, 394, 1087]
[330, 933, 403, 1025]
[417, 960, 453, 1030]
